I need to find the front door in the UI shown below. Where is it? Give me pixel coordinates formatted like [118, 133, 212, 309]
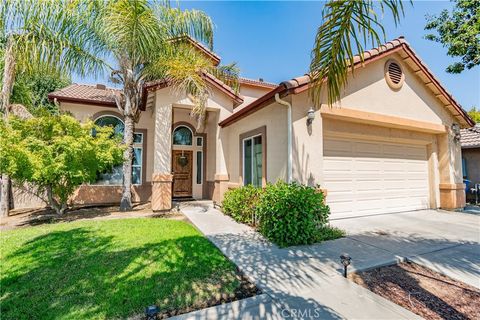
[172, 150, 193, 197]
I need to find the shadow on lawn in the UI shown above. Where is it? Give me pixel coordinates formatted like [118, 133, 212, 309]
[0, 227, 252, 319]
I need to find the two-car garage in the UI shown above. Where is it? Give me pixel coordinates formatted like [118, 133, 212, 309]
[323, 136, 431, 219]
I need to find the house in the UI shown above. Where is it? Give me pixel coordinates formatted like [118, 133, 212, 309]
[460, 124, 480, 202]
[42, 36, 474, 218]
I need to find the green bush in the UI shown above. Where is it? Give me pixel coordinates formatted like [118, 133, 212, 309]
[256, 181, 332, 247]
[222, 185, 261, 225]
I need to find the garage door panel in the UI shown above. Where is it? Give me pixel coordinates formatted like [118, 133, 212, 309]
[324, 136, 430, 218]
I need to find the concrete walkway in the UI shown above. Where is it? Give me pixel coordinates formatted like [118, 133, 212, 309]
[173, 202, 475, 319]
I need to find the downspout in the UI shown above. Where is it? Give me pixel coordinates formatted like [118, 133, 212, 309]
[275, 93, 292, 183]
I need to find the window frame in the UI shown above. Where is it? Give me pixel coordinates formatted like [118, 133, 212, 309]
[239, 126, 266, 187]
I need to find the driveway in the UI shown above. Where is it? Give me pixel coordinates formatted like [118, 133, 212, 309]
[176, 203, 480, 319]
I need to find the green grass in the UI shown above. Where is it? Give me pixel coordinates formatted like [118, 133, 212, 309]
[0, 218, 242, 319]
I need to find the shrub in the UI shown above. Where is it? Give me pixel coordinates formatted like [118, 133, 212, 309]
[222, 185, 261, 225]
[0, 115, 124, 214]
[255, 181, 331, 247]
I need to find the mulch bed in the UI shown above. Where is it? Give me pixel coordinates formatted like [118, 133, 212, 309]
[350, 262, 480, 320]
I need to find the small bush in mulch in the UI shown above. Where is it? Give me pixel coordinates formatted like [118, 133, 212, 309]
[350, 262, 480, 320]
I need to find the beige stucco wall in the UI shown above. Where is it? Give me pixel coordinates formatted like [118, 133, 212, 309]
[339, 53, 454, 126]
[223, 102, 288, 185]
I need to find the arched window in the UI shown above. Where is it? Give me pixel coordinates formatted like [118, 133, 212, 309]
[93, 115, 144, 185]
[173, 126, 193, 145]
[94, 115, 124, 137]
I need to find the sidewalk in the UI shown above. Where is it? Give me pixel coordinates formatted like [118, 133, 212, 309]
[174, 201, 421, 320]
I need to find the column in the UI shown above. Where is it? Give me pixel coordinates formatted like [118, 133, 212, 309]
[152, 102, 173, 211]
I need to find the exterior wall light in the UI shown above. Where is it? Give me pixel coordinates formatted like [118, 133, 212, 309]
[340, 253, 351, 278]
[451, 123, 461, 143]
[306, 107, 315, 125]
[145, 305, 159, 320]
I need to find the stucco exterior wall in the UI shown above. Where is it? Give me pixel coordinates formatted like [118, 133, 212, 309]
[339, 53, 454, 126]
[223, 102, 288, 186]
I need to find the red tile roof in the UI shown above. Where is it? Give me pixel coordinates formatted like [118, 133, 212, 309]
[219, 37, 475, 128]
[48, 84, 119, 107]
[461, 124, 480, 149]
[239, 77, 278, 89]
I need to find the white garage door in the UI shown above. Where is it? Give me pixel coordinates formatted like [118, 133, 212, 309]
[324, 137, 430, 218]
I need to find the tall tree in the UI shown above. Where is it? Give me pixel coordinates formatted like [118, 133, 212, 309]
[309, 0, 409, 107]
[425, 0, 480, 74]
[468, 107, 480, 123]
[89, 0, 239, 211]
[0, 0, 107, 216]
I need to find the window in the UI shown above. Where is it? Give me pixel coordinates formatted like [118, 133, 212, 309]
[94, 115, 144, 185]
[132, 133, 143, 185]
[196, 136, 203, 146]
[196, 151, 202, 184]
[94, 115, 124, 138]
[462, 158, 467, 178]
[173, 126, 193, 145]
[243, 135, 263, 187]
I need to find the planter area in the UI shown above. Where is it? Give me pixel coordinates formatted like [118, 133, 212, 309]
[350, 262, 480, 320]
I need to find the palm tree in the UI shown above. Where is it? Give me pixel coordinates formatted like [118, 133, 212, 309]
[90, 0, 239, 211]
[0, 0, 105, 217]
[309, 0, 410, 107]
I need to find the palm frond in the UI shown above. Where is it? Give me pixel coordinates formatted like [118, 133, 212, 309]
[209, 62, 240, 94]
[156, 2, 214, 49]
[309, 0, 409, 107]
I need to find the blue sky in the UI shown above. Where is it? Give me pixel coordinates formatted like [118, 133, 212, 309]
[75, 1, 479, 111]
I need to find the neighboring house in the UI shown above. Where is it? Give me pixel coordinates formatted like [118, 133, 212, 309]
[460, 124, 480, 202]
[18, 36, 471, 218]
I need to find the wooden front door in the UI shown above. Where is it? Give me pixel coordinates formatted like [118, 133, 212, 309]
[172, 150, 193, 197]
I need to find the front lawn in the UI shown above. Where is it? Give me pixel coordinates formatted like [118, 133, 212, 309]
[0, 218, 254, 319]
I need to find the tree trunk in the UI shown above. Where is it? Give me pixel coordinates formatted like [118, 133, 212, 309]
[46, 185, 67, 215]
[120, 114, 134, 211]
[0, 36, 16, 217]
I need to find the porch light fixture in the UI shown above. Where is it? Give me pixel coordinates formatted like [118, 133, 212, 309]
[451, 123, 461, 143]
[306, 107, 316, 125]
[340, 253, 351, 278]
[145, 305, 159, 320]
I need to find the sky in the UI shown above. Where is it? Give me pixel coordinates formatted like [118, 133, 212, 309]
[74, 0, 480, 111]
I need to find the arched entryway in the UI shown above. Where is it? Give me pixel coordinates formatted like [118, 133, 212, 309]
[172, 122, 206, 199]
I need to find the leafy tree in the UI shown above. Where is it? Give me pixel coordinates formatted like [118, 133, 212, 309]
[84, 0, 239, 211]
[12, 71, 71, 114]
[1, 0, 103, 216]
[425, 0, 480, 74]
[309, 0, 410, 106]
[0, 115, 124, 214]
[468, 107, 480, 123]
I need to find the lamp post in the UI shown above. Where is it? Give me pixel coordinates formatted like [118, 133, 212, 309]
[340, 253, 351, 278]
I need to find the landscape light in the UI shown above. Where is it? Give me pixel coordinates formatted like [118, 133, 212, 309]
[145, 305, 159, 320]
[340, 253, 352, 278]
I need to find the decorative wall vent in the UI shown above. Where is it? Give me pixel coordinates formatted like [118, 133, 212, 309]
[384, 59, 405, 90]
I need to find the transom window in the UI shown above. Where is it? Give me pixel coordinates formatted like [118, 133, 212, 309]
[94, 115, 144, 185]
[173, 126, 193, 145]
[243, 135, 263, 187]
